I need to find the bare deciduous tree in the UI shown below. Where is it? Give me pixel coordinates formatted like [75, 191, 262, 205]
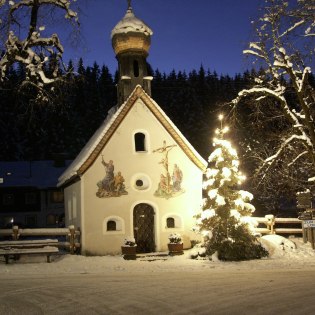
[231, 0, 315, 209]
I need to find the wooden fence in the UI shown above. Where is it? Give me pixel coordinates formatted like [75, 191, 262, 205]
[253, 215, 315, 249]
[0, 217, 312, 254]
[252, 216, 303, 235]
[0, 225, 80, 254]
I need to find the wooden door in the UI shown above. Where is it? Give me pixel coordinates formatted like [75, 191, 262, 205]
[133, 203, 155, 253]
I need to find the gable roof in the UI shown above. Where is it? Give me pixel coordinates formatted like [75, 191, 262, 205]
[58, 85, 207, 187]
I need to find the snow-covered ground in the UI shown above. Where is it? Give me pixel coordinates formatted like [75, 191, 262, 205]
[1, 236, 315, 315]
[0, 235, 315, 275]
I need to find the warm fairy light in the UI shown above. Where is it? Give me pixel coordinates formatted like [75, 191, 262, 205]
[238, 174, 246, 183]
[222, 126, 229, 133]
[218, 114, 224, 121]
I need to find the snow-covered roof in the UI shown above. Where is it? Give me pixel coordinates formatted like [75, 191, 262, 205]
[58, 85, 207, 187]
[111, 6, 153, 38]
[0, 160, 72, 189]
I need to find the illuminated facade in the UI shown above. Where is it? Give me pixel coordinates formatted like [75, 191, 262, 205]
[58, 3, 207, 255]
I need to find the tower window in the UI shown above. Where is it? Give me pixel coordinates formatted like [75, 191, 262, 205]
[133, 60, 139, 77]
[134, 132, 146, 152]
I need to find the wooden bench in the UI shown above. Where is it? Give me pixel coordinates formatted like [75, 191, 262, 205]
[0, 239, 59, 264]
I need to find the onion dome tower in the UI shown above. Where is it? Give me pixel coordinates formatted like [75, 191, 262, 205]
[111, 0, 153, 105]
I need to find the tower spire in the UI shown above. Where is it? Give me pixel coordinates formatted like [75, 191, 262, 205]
[111, 2, 153, 105]
[127, 0, 132, 10]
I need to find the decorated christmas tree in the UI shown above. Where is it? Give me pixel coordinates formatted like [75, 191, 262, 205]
[195, 115, 268, 261]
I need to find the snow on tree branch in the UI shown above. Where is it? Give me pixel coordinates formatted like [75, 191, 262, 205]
[257, 134, 310, 184]
[9, 0, 78, 21]
[288, 150, 308, 167]
[0, 0, 79, 102]
[233, 87, 303, 130]
[279, 19, 305, 38]
[243, 49, 265, 60]
[231, 0, 315, 193]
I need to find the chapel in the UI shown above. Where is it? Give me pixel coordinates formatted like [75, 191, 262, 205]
[58, 1, 207, 255]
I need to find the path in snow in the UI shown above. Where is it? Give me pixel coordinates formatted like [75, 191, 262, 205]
[1, 237, 315, 314]
[1, 269, 315, 315]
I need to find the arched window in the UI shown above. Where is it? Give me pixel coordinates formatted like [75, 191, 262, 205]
[133, 60, 139, 77]
[134, 132, 146, 152]
[107, 220, 116, 231]
[163, 214, 183, 231]
[103, 216, 124, 235]
[166, 217, 175, 228]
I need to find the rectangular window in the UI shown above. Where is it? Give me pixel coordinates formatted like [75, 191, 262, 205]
[50, 191, 64, 203]
[3, 193, 14, 205]
[25, 192, 36, 205]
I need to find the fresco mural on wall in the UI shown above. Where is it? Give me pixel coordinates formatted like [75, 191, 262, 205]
[153, 140, 184, 199]
[96, 157, 128, 198]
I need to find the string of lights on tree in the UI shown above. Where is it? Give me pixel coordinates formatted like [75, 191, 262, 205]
[193, 114, 268, 261]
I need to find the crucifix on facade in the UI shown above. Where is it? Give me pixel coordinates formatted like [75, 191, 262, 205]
[153, 140, 177, 193]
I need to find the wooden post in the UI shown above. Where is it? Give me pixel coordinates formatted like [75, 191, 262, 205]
[69, 225, 75, 255]
[309, 228, 315, 250]
[265, 215, 275, 234]
[312, 211, 315, 250]
[12, 225, 19, 240]
[305, 210, 315, 249]
[302, 221, 307, 243]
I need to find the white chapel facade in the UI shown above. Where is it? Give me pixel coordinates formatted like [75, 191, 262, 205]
[58, 2, 207, 255]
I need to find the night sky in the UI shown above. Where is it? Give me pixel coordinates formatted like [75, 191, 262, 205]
[62, 0, 264, 76]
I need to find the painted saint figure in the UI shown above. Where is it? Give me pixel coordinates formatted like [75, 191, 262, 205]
[155, 174, 168, 196]
[114, 171, 125, 194]
[172, 164, 183, 192]
[101, 158, 114, 192]
[96, 158, 128, 198]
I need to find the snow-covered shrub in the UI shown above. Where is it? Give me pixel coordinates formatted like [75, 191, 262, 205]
[190, 244, 206, 259]
[168, 233, 182, 244]
[217, 240, 268, 261]
[123, 236, 136, 247]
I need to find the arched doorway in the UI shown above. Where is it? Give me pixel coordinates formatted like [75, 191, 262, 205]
[133, 203, 155, 253]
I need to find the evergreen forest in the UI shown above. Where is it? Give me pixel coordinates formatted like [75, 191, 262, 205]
[0, 60, 254, 162]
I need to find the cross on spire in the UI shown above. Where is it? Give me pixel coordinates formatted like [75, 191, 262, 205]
[127, 0, 132, 10]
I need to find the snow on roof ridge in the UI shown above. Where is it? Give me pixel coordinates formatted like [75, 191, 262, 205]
[58, 85, 207, 186]
[138, 86, 207, 168]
